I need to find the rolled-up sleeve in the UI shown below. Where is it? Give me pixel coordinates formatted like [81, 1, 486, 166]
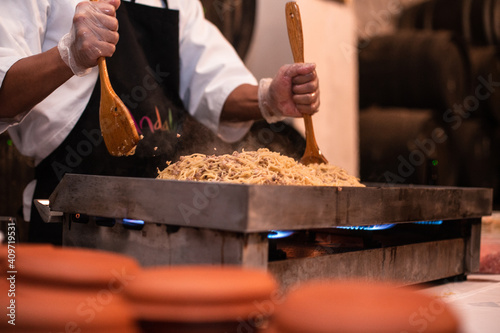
[177, 0, 257, 142]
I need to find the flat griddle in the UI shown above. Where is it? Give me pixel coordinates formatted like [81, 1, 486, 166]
[50, 174, 492, 232]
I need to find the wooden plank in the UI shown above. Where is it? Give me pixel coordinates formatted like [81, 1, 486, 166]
[248, 185, 493, 231]
[463, 218, 482, 273]
[51, 174, 250, 231]
[63, 219, 268, 268]
[268, 238, 466, 290]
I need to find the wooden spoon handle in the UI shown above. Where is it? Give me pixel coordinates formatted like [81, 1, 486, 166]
[286, 2, 305, 64]
[97, 57, 112, 93]
[91, 3, 112, 88]
[286, 2, 327, 165]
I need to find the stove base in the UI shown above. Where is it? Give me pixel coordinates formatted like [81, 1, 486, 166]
[62, 217, 481, 289]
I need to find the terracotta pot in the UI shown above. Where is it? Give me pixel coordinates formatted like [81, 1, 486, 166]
[0, 244, 141, 332]
[125, 266, 279, 333]
[268, 280, 460, 333]
[0, 244, 140, 289]
[0, 280, 138, 332]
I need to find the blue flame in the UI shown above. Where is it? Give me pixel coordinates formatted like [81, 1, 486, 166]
[268, 230, 294, 239]
[414, 220, 443, 225]
[121, 219, 145, 226]
[335, 224, 396, 231]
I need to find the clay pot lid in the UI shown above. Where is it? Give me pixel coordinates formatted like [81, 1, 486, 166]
[271, 280, 460, 333]
[0, 280, 139, 332]
[0, 244, 140, 288]
[126, 265, 278, 322]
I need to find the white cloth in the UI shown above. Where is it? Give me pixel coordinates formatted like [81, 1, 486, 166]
[0, 0, 257, 220]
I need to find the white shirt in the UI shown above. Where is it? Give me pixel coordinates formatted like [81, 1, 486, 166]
[0, 0, 257, 220]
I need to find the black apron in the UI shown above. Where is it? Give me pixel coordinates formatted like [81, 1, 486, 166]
[30, 0, 306, 245]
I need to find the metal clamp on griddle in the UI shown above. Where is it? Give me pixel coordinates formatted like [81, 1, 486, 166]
[34, 199, 63, 223]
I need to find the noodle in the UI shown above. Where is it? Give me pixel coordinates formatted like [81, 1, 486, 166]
[157, 148, 364, 187]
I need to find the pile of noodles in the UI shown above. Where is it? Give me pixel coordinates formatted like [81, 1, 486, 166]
[157, 149, 363, 187]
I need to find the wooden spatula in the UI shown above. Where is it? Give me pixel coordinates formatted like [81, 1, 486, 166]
[97, 57, 140, 156]
[285, 2, 328, 165]
[92, 0, 140, 156]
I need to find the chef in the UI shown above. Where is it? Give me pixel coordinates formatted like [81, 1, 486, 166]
[0, 0, 320, 245]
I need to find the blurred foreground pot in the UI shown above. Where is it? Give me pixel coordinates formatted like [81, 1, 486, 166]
[126, 266, 279, 333]
[267, 280, 460, 333]
[0, 244, 141, 332]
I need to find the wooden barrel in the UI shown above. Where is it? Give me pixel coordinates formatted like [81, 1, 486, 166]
[359, 108, 458, 186]
[0, 132, 34, 237]
[469, 0, 492, 44]
[494, 0, 500, 44]
[359, 31, 469, 112]
[468, 46, 500, 122]
[201, 0, 256, 60]
[449, 118, 496, 189]
[397, 3, 430, 30]
[433, 0, 472, 38]
[494, 127, 500, 209]
[398, 0, 500, 46]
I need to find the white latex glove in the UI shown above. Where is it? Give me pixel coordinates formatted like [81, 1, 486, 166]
[58, 0, 120, 76]
[258, 63, 320, 123]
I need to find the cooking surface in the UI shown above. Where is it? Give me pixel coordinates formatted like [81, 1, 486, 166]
[49, 174, 493, 232]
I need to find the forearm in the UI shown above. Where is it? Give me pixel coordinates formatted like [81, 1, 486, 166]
[0, 47, 73, 118]
[220, 84, 263, 122]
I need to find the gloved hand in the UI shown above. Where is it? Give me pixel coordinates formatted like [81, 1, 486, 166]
[258, 63, 320, 123]
[58, 0, 121, 76]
